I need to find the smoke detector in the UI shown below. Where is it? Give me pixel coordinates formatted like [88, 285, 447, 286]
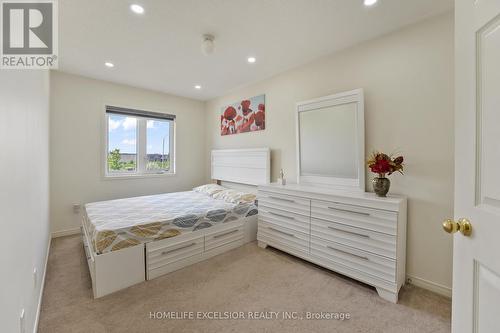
[201, 34, 215, 55]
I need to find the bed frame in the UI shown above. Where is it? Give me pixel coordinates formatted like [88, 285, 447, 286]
[82, 148, 270, 298]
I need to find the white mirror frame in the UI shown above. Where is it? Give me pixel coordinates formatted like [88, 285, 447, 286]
[295, 89, 365, 191]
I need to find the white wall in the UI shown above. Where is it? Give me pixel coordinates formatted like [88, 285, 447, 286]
[205, 14, 454, 293]
[0, 71, 50, 333]
[50, 72, 206, 234]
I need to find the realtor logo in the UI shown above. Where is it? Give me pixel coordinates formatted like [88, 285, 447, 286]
[1, 0, 58, 69]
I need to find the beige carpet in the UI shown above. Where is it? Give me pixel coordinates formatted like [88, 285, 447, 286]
[39, 235, 451, 333]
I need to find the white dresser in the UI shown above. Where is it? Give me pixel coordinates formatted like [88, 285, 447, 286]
[257, 183, 407, 303]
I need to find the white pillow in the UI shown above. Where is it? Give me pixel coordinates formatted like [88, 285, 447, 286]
[212, 189, 256, 204]
[192, 184, 226, 196]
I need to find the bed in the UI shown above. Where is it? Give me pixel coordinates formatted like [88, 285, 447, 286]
[82, 148, 270, 298]
[84, 191, 258, 255]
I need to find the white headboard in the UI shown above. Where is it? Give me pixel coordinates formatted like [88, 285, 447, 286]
[211, 148, 271, 186]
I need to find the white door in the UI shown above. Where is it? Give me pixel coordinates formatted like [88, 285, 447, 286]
[453, 0, 500, 332]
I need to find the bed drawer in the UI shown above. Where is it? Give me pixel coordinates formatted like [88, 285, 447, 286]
[311, 218, 396, 259]
[205, 224, 244, 252]
[147, 236, 204, 273]
[310, 236, 396, 283]
[258, 206, 310, 235]
[80, 226, 96, 281]
[258, 190, 310, 217]
[311, 199, 397, 235]
[83, 239, 95, 274]
[258, 221, 309, 253]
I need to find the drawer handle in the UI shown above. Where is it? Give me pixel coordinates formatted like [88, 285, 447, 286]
[161, 242, 196, 256]
[326, 245, 369, 261]
[213, 229, 239, 239]
[83, 244, 92, 259]
[83, 247, 91, 259]
[269, 196, 295, 203]
[268, 211, 296, 220]
[268, 227, 295, 238]
[328, 206, 370, 216]
[327, 226, 370, 239]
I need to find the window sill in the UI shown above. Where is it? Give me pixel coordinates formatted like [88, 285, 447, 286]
[103, 172, 176, 181]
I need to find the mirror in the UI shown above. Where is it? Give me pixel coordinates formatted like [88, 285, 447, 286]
[296, 89, 365, 191]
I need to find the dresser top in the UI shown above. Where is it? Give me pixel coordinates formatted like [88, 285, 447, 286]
[258, 182, 406, 211]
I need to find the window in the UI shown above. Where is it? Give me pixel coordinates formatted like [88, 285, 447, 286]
[105, 106, 175, 177]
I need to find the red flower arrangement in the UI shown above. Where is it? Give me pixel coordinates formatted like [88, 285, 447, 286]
[367, 152, 404, 178]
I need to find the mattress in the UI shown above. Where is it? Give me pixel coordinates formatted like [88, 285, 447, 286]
[84, 191, 258, 254]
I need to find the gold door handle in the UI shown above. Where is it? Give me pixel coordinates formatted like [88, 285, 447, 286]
[442, 218, 472, 236]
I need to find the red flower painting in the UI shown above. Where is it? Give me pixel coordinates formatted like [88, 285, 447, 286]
[221, 94, 266, 136]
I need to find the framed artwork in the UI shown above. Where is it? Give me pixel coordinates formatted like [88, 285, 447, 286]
[220, 94, 265, 136]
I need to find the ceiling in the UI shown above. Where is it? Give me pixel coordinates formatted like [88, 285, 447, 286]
[58, 0, 453, 100]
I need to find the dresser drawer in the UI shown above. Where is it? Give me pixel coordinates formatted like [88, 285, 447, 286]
[311, 199, 397, 235]
[205, 224, 244, 252]
[310, 236, 396, 282]
[258, 190, 310, 217]
[259, 206, 310, 235]
[311, 218, 396, 259]
[147, 236, 204, 271]
[258, 221, 309, 253]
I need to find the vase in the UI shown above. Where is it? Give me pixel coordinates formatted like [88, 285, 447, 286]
[372, 177, 390, 197]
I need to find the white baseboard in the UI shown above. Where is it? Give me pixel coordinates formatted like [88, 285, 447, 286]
[406, 274, 452, 298]
[33, 236, 51, 333]
[51, 227, 80, 238]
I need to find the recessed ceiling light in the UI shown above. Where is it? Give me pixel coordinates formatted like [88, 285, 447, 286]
[194, 85, 202, 90]
[247, 57, 256, 63]
[364, 0, 378, 6]
[104, 62, 114, 68]
[130, 4, 144, 14]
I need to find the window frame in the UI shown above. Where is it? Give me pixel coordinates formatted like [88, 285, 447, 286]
[103, 106, 176, 179]
[141, 116, 175, 175]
